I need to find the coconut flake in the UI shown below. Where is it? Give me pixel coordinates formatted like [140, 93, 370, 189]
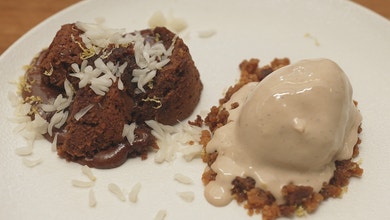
[89, 74, 113, 95]
[180, 144, 203, 162]
[74, 104, 94, 121]
[30, 113, 49, 135]
[39, 103, 57, 112]
[75, 21, 131, 52]
[70, 64, 102, 89]
[48, 110, 68, 136]
[54, 110, 68, 129]
[122, 123, 137, 144]
[70, 59, 128, 96]
[52, 94, 72, 112]
[154, 134, 178, 163]
[131, 32, 176, 92]
[64, 78, 74, 98]
[145, 120, 204, 163]
[153, 129, 180, 163]
[117, 78, 124, 90]
[51, 133, 58, 152]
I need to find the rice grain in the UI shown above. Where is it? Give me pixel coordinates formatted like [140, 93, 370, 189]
[174, 173, 193, 185]
[81, 165, 96, 181]
[89, 189, 97, 207]
[177, 191, 195, 202]
[154, 209, 167, 220]
[71, 179, 95, 188]
[15, 146, 33, 156]
[22, 157, 42, 167]
[128, 182, 142, 203]
[108, 183, 126, 201]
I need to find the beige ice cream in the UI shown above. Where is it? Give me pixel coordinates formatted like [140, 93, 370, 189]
[204, 58, 362, 206]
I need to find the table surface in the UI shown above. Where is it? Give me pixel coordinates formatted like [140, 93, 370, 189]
[0, 0, 389, 55]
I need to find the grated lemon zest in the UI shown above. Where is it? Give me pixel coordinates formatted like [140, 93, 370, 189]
[142, 96, 162, 109]
[43, 64, 53, 76]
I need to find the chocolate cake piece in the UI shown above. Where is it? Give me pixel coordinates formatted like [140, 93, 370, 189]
[21, 23, 202, 168]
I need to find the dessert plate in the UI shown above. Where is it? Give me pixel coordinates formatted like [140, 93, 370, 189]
[1, 0, 390, 219]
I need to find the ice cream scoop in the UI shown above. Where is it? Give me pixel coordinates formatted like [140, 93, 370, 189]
[204, 58, 362, 205]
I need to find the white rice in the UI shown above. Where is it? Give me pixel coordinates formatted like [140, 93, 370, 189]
[174, 173, 193, 185]
[71, 179, 95, 188]
[81, 165, 96, 181]
[145, 120, 204, 164]
[148, 11, 167, 28]
[15, 142, 32, 156]
[30, 114, 49, 135]
[108, 183, 126, 202]
[70, 58, 128, 96]
[198, 29, 217, 38]
[74, 21, 175, 94]
[128, 182, 142, 203]
[15, 146, 33, 156]
[64, 78, 75, 98]
[154, 210, 167, 220]
[148, 11, 188, 34]
[74, 104, 94, 121]
[180, 144, 203, 162]
[122, 122, 137, 144]
[22, 157, 42, 167]
[48, 110, 68, 137]
[89, 189, 97, 207]
[54, 110, 68, 129]
[8, 90, 22, 107]
[176, 191, 194, 203]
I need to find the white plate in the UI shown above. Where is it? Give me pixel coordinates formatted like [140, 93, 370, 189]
[1, 0, 390, 219]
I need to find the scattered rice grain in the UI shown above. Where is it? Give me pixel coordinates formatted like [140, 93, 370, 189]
[177, 191, 195, 202]
[22, 157, 42, 167]
[154, 209, 167, 220]
[180, 144, 202, 162]
[198, 29, 216, 38]
[108, 183, 126, 201]
[148, 11, 167, 28]
[128, 182, 142, 203]
[89, 189, 97, 207]
[81, 165, 96, 181]
[71, 179, 95, 188]
[174, 173, 193, 185]
[15, 146, 33, 156]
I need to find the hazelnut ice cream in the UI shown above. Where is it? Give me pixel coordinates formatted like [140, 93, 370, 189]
[204, 58, 362, 205]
